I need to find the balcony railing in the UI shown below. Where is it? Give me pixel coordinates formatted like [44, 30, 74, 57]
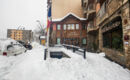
[88, 21, 94, 28]
[82, 0, 88, 7]
[97, 2, 106, 18]
[88, 4, 95, 11]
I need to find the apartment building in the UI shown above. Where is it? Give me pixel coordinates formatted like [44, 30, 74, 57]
[7, 29, 33, 43]
[82, 0, 99, 52]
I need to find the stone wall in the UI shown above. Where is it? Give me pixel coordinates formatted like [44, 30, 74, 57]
[98, 1, 130, 69]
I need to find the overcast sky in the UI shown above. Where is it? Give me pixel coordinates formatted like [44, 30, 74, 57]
[0, 0, 47, 38]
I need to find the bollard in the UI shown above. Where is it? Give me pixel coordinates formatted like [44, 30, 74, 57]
[73, 47, 75, 52]
[44, 49, 47, 60]
[84, 49, 86, 59]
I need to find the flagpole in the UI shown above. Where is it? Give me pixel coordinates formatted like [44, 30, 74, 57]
[47, 0, 52, 59]
[47, 27, 50, 58]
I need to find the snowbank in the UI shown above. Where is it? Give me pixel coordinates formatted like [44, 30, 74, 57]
[0, 42, 129, 80]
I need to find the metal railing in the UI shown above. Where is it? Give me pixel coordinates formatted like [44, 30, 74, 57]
[97, 2, 106, 18]
[88, 3, 95, 11]
[62, 44, 86, 59]
[88, 21, 94, 28]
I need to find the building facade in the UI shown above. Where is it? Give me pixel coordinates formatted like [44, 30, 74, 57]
[7, 29, 33, 43]
[82, 0, 99, 52]
[50, 0, 87, 48]
[51, 13, 87, 47]
[96, 0, 130, 69]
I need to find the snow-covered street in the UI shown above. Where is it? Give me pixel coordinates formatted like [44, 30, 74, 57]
[0, 42, 130, 80]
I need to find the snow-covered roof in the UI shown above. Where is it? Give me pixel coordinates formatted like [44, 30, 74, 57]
[52, 12, 87, 22]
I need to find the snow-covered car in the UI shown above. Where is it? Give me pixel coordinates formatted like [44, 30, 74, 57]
[0, 38, 26, 56]
[18, 41, 32, 50]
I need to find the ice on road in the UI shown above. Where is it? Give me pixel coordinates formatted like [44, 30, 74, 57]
[0, 42, 130, 80]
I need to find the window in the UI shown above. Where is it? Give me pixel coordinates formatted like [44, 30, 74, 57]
[67, 24, 71, 30]
[57, 38, 61, 44]
[82, 24, 86, 30]
[82, 38, 86, 44]
[76, 24, 79, 30]
[71, 24, 75, 30]
[63, 24, 66, 30]
[103, 26, 123, 51]
[57, 24, 61, 30]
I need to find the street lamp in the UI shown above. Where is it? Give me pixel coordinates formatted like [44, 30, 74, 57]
[36, 20, 43, 29]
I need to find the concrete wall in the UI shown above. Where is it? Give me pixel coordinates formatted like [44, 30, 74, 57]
[52, 0, 84, 19]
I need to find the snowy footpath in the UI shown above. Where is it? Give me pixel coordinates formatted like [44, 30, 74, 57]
[0, 42, 130, 80]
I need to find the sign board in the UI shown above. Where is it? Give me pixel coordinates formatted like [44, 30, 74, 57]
[124, 42, 129, 45]
[125, 26, 130, 30]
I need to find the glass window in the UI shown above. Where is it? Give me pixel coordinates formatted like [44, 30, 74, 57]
[57, 24, 61, 30]
[82, 24, 86, 30]
[57, 38, 61, 44]
[76, 24, 79, 30]
[71, 24, 75, 30]
[63, 24, 66, 30]
[82, 38, 86, 44]
[68, 24, 71, 30]
[103, 26, 123, 51]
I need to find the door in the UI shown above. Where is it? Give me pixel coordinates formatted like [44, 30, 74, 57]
[57, 38, 61, 44]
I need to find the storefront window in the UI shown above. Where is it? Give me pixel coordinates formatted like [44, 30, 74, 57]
[103, 19, 123, 51]
[57, 24, 61, 30]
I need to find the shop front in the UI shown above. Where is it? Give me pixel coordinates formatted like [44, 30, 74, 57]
[102, 17, 123, 52]
[100, 16, 126, 66]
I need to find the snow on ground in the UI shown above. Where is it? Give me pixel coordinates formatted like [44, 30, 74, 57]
[0, 42, 130, 80]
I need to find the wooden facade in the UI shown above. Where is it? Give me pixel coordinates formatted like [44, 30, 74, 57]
[50, 14, 87, 48]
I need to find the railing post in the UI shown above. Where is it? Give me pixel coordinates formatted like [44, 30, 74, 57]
[44, 49, 47, 60]
[73, 47, 75, 53]
[84, 49, 86, 59]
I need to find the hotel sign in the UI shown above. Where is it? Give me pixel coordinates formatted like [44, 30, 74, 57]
[102, 21, 121, 33]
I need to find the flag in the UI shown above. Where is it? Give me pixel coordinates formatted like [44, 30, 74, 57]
[47, 5, 51, 32]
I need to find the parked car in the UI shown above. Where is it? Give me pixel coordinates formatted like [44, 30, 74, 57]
[0, 39, 26, 56]
[18, 41, 32, 50]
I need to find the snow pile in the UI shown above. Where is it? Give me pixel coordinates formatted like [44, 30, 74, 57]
[52, 12, 86, 22]
[0, 43, 130, 80]
[0, 38, 18, 51]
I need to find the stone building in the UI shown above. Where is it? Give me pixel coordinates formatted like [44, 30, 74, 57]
[7, 29, 33, 43]
[81, 0, 99, 52]
[96, 0, 130, 69]
[50, 0, 87, 48]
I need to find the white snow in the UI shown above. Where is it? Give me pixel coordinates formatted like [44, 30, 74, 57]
[0, 38, 18, 51]
[52, 12, 87, 22]
[0, 42, 130, 80]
